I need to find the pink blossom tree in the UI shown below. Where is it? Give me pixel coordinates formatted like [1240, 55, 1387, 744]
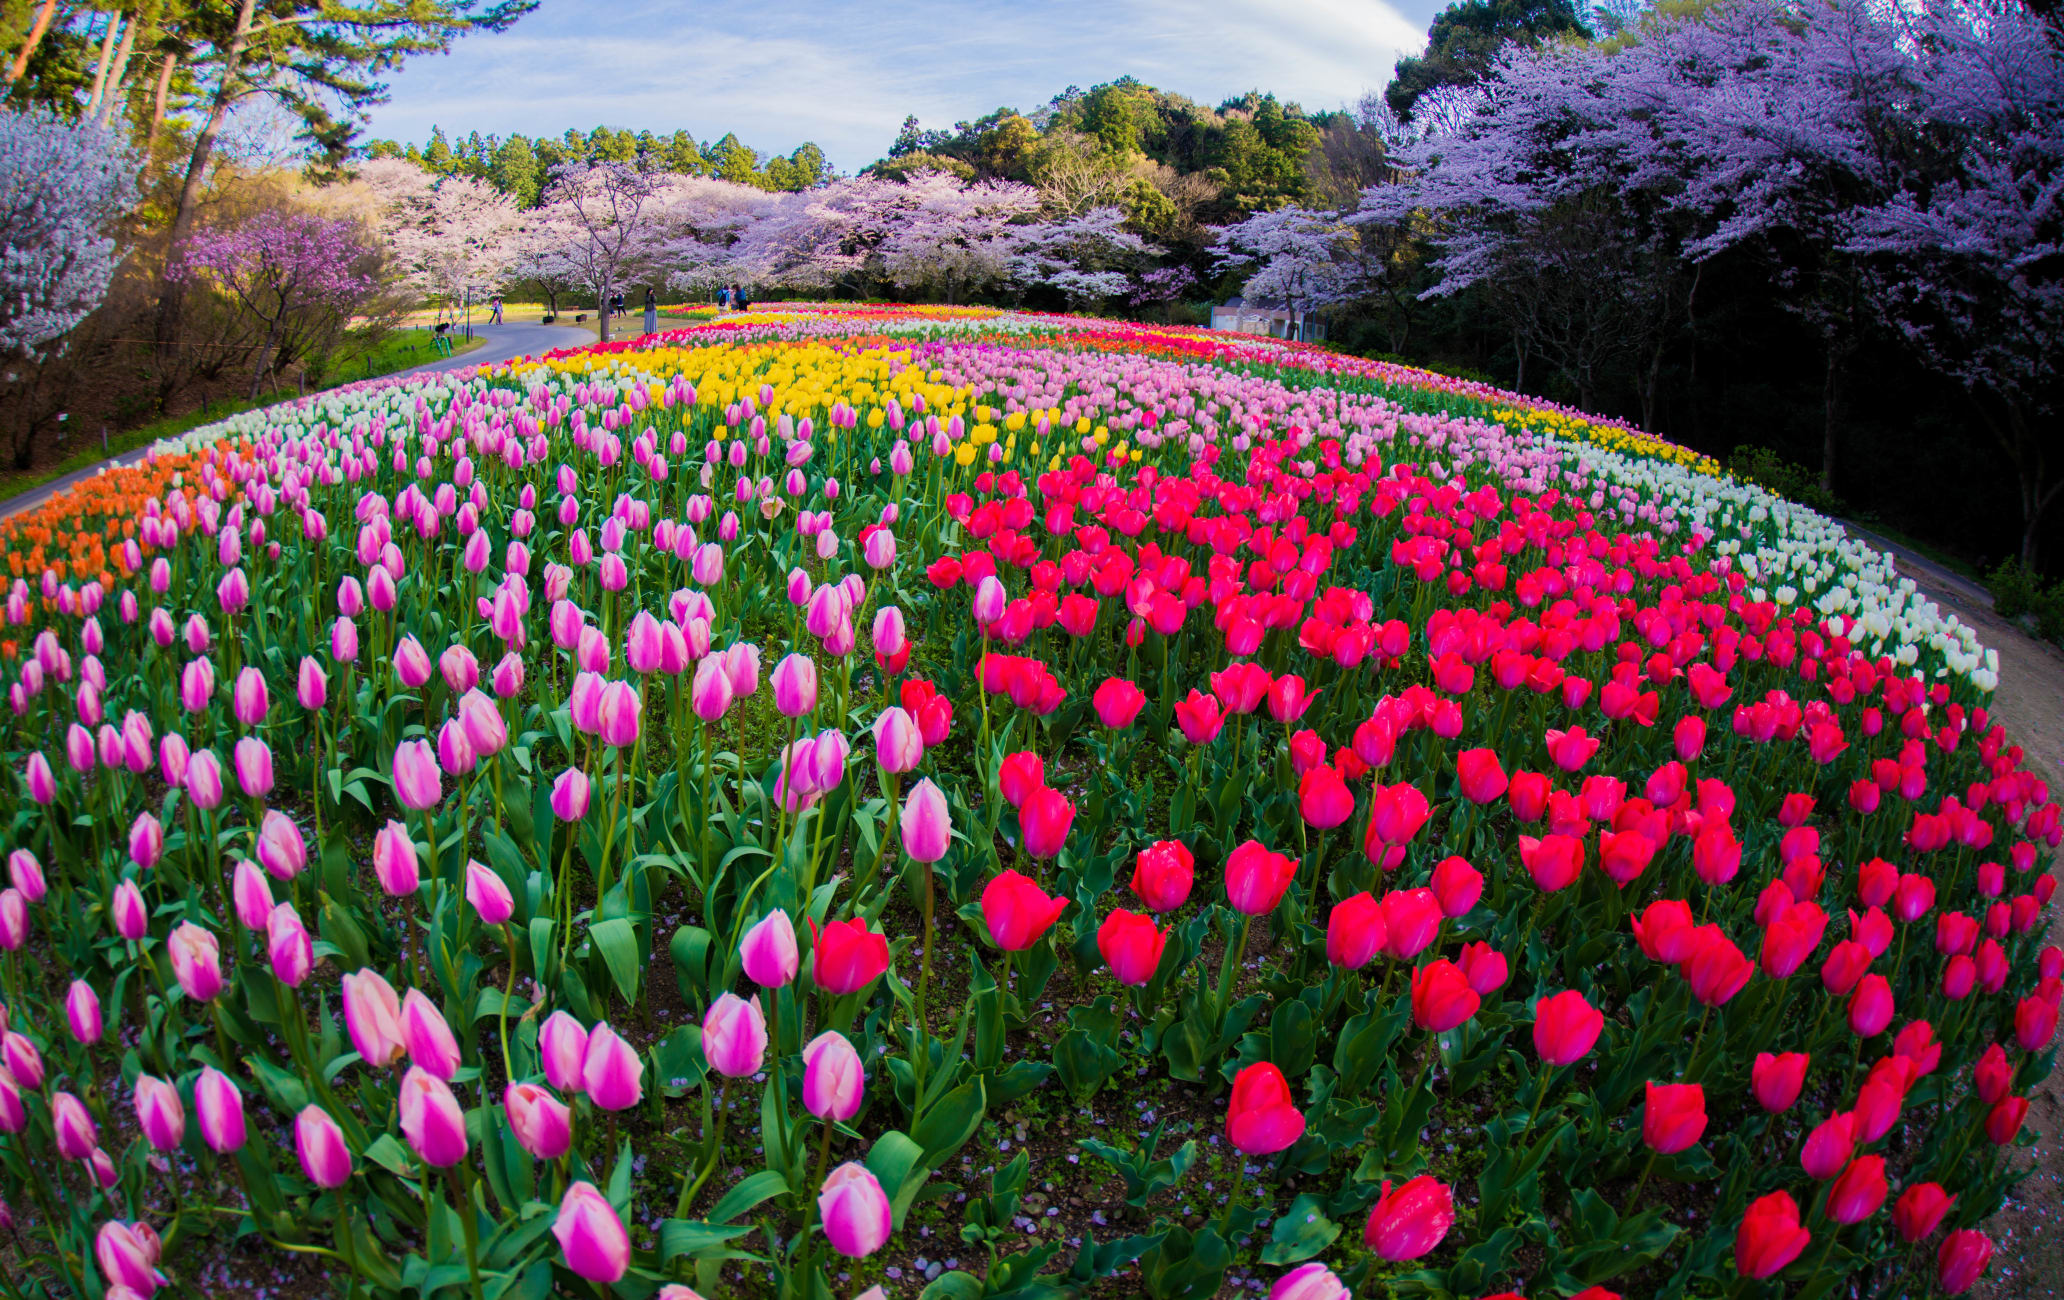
[173, 211, 381, 400]
[0, 106, 135, 363]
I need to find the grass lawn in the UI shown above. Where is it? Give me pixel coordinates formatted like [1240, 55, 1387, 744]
[0, 328, 484, 506]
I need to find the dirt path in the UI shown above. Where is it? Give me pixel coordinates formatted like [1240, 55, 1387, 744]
[1842, 522, 2064, 1299]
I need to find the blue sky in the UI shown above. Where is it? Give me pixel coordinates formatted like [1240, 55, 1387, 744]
[361, 0, 1434, 169]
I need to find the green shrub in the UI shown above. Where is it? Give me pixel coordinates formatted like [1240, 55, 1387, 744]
[1726, 444, 1845, 517]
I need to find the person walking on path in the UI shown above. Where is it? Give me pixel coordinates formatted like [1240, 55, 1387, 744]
[717, 285, 731, 311]
[489, 295, 503, 325]
[643, 287, 658, 336]
[736, 284, 751, 313]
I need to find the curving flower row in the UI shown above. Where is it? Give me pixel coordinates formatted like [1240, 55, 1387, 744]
[0, 306, 2049, 1300]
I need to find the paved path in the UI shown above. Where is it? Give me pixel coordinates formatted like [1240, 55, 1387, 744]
[0, 321, 594, 522]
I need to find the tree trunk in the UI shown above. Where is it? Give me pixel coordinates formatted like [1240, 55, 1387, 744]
[597, 280, 612, 342]
[145, 51, 176, 155]
[154, 0, 259, 369]
[85, 12, 121, 116]
[1821, 346, 1842, 494]
[95, 13, 138, 128]
[4, 0, 60, 81]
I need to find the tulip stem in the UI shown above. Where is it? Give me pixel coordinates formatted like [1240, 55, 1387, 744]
[914, 858, 936, 1096]
[1219, 1154, 1249, 1235]
[790, 1117, 838, 1289]
[447, 1164, 485, 1300]
[498, 923, 518, 1082]
[1214, 913, 1253, 1035]
[674, 1074, 733, 1218]
[1622, 1148, 1659, 1217]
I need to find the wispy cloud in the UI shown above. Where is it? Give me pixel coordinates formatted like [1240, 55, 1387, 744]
[361, 0, 1434, 169]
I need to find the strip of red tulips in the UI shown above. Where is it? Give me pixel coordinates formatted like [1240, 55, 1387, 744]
[0, 311, 2052, 1300]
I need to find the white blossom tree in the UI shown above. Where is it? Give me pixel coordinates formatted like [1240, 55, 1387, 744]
[1007, 206, 1161, 307]
[361, 158, 522, 318]
[0, 107, 135, 362]
[538, 161, 671, 340]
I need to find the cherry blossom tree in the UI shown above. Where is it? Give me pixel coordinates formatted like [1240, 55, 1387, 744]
[1211, 206, 1366, 329]
[172, 211, 382, 400]
[876, 173, 1043, 303]
[363, 158, 522, 317]
[1008, 206, 1160, 306]
[539, 161, 670, 340]
[1848, 0, 2064, 565]
[0, 107, 135, 362]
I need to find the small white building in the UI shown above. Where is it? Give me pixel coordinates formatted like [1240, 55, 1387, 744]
[1210, 295, 1326, 342]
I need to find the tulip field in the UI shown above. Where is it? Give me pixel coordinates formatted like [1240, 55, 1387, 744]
[0, 304, 2056, 1300]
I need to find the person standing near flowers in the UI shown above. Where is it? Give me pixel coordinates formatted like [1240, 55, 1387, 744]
[643, 287, 656, 336]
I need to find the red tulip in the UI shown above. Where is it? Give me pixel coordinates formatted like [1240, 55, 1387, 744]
[1848, 974, 1894, 1037]
[1430, 856, 1482, 917]
[1225, 1062, 1306, 1155]
[1097, 910, 1167, 986]
[1736, 1192, 1811, 1279]
[1365, 782, 1431, 851]
[1211, 662, 1273, 715]
[980, 870, 1068, 951]
[1974, 1043, 2012, 1104]
[1893, 1183, 1954, 1242]
[1826, 1155, 1887, 1223]
[1131, 840, 1194, 912]
[1362, 1175, 1454, 1261]
[1801, 1111, 1855, 1180]
[1533, 990, 1604, 1066]
[997, 752, 1045, 808]
[1507, 770, 1550, 821]
[809, 917, 890, 993]
[1986, 1094, 2029, 1145]
[1632, 899, 1695, 963]
[1760, 901, 1827, 978]
[1519, 834, 1582, 891]
[1457, 941, 1509, 995]
[1938, 1230, 1992, 1294]
[2016, 991, 2059, 1050]
[1174, 689, 1224, 744]
[1298, 766, 1354, 830]
[1092, 677, 1145, 729]
[1379, 887, 1442, 959]
[1411, 960, 1479, 1032]
[1225, 840, 1298, 916]
[1020, 786, 1076, 859]
[1325, 893, 1386, 969]
[1642, 1081, 1707, 1152]
[1752, 1052, 1809, 1113]
[1455, 748, 1507, 805]
[1684, 927, 1753, 1006]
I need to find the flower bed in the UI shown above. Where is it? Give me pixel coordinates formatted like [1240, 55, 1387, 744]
[0, 307, 2051, 1300]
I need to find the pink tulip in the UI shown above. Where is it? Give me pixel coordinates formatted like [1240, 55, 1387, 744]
[402, 989, 462, 1080]
[505, 1082, 573, 1160]
[740, 910, 799, 988]
[52, 1090, 97, 1160]
[111, 879, 149, 940]
[195, 1066, 246, 1153]
[900, 777, 951, 863]
[232, 736, 273, 798]
[66, 979, 102, 1044]
[342, 968, 407, 1068]
[25, 751, 54, 804]
[1, 1030, 41, 1089]
[394, 634, 432, 688]
[581, 1022, 644, 1110]
[458, 689, 508, 756]
[818, 1161, 893, 1257]
[95, 1221, 164, 1295]
[255, 810, 306, 880]
[372, 820, 420, 896]
[551, 767, 591, 820]
[167, 922, 223, 1002]
[267, 903, 313, 986]
[553, 1181, 631, 1283]
[803, 1030, 864, 1121]
[127, 812, 164, 871]
[872, 706, 923, 773]
[0, 890, 24, 951]
[690, 655, 734, 721]
[398, 1066, 468, 1166]
[296, 1105, 353, 1188]
[702, 993, 768, 1078]
[465, 860, 514, 925]
[233, 859, 275, 929]
[597, 680, 642, 747]
[135, 1075, 186, 1150]
[7, 849, 44, 902]
[297, 656, 328, 711]
[391, 738, 441, 810]
[232, 666, 269, 726]
[541, 1010, 590, 1093]
[772, 653, 819, 717]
